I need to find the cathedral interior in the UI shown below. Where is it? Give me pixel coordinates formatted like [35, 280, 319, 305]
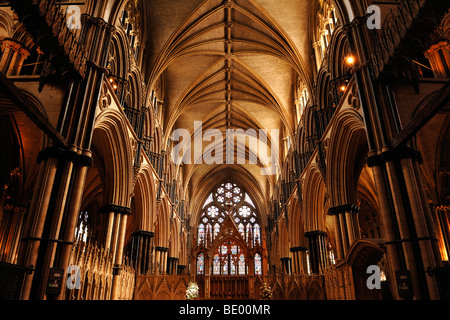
[0, 0, 449, 301]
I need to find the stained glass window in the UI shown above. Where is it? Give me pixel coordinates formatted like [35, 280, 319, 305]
[206, 224, 212, 244]
[213, 254, 220, 275]
[203, 194, 213, 208]
[207, 206, 219, 217]
[230, 258, 236, 275]
[222, 259, 228, 274]
[197, 253, 204, 274]
[238, 254, 246, 275]
[221, 245, 228, 255]
[238, 206, 251, 218]
[199, 182, 260, 247]
[246, 224, 252, 243]
[254, 224, 261, 246]
[328, 242, 336, 265]
[306, 252, 311, 275]
[244, 193, 254, 207]
[238, 223, 245, 238]
[215, 182, 243, 206]
[255, 253, 262, 275]
[214, 223, 220, 238]
[198, 224, 205, 245]
[197, 182, 264, 276]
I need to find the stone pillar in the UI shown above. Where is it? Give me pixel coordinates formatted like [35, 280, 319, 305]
[155, 247, 161, 275]
[53, 150, 92, 300]
[424, 41, 450, 79]
[304, 231, 328, 274]
[167, 257, 179, 275]
[328, 206, 349, 260]
[0, 40, 30, 75]
[18, 148, 60, 300]
[13, 4, 115, 301]
[16, 147, 90, 300]
[298, 247, 308, 275]
[280, 257, 292, 275]
[35, 147, 78, 299]
[155, 246, 169, 275]
[129, 230, 155, 275]
[329, 204, 360, 259]
[290, 246, 308, 275]
[289, 247, 299, 274]
[345, 15, 442, 300]
[108, 205, 131, 300]
[100, 205, 131, 258]
[435, 206, 450, 260]
[401, 156, 441, 299]
[339, 213, 350, 257]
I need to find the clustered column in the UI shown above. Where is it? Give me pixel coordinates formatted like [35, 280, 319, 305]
[280, 257, 292, 275]
[304, 231, 328, 274]
[129, 230, 155, 275]
[155, 246, 169, 275]
[290, 246, 308, 275]
[328, 204, 360, 260]
[16, 10, 115, 300]
[0, 39, 30, 76]
[167, 257, 179, 275]
[345, 16, 442, 299]
[100, 205, 132, 300]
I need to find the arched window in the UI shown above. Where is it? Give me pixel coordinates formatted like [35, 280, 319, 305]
[198, 224, 205, 245]
[211, 240, 246, 276]
[119, 1, 141, 58]
[197, 182, 265, 277]
[254, 224, 261, 247]
[198, 182, 261, 248]
[197, 253, 205, 275]
[213, 254, 220, 275]
[255, 253, 262, 276]
[238, 254, 246, 275]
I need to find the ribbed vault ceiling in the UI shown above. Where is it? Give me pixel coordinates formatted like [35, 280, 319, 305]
[146, 0, 313, 199]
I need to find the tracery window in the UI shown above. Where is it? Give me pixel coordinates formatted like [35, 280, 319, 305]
[119, 1, 140, 58]
[198, 182, 261, 247]
[314, 1, 338, 68]
[211, 240, 247, 276]
[255, 253, 262, 276]
[198, 224, 205, 245]
[197, 253, 205, 275]
[197, 182, 265, 276]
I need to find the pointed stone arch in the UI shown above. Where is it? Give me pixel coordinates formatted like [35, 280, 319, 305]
[326, 108, 367, 208]
[303, 164, 328, 232]
[93, 108, 134, 207]
[133, 162, 158, 232]
[277, 217, 290, 260]
[155, 197, 171, 248]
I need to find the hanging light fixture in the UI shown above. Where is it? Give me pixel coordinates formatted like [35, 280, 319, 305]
[345, 55, 355, 65]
